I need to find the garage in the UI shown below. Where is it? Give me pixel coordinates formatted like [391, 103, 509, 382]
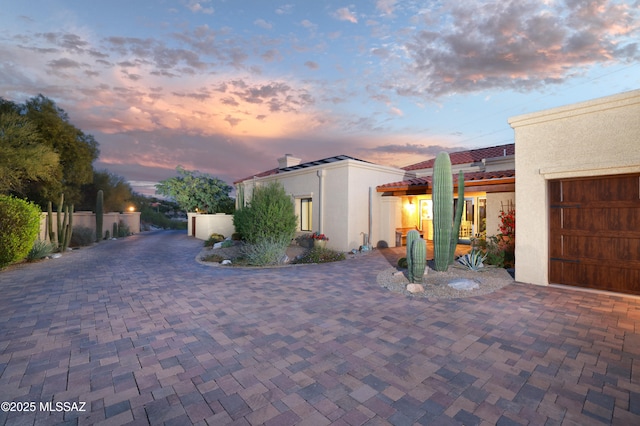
[549, 174, 640, 295]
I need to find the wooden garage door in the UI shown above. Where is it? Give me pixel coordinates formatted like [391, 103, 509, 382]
[549, 174, 640, 295]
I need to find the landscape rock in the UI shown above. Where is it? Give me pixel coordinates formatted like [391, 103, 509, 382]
[448, 279, 479, 290]
[406, 283, 424, 293]
[221, 259, 232, 265]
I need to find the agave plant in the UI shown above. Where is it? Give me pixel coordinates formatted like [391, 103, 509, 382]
[457, 249, 487, 271]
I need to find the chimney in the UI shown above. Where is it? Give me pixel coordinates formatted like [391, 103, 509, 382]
[278, 153, 301, 168]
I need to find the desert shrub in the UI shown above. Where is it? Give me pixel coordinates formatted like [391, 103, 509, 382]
[27, 239, 53, 261]
[117, 220, 130, 237]
[201, 253, 225, 263]
[293, 247, 346, 264]
[0, 195, 41, 268]
[233, 181, 297, 244]
[204, 233, 225, 247]
[242, 237, 290, 266]
[397, 257, 408, 268]
[472, 235, 507, 268]
[471, 208, 515, 269]
[70, 226, 95, 247]
[221, 240, 233, 248]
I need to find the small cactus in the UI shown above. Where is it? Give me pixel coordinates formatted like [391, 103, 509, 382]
[406, 230, 420, 282]
[410, 237, 427, 283]
[112, 222, 118, 240]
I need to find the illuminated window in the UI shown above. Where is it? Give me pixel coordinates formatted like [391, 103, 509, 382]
[300, 198, 312, 231]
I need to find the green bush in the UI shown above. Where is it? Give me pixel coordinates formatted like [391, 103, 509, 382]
[117, 220, 130, 237]
[242, 237, 290, 266]
[27, 239, 53, 261]
[233, 181, 297, 244]
[0, 195, 41, 268]
[293, 247, 346, 264]
[471, 235, 509, 268]
[397, 257, 408, 268]
[70, 226, 95, 247]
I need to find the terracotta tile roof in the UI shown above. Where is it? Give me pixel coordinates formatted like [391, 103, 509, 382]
[403, 143, 515, 171]
[377, 169, 515, 191]
[233, 167, 279, 184]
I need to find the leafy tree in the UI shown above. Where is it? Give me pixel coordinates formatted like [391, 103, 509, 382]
[78, 170, 135, 212]
[156, 166, 234, 214]
[0, 104, 61, 196]
[22, 95, 99, 205]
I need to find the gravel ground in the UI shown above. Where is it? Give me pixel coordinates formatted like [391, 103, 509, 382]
[198, 243, 514, 300]
[377, 262, 515, 299]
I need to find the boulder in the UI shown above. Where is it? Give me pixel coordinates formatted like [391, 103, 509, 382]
[406, 283, 424, 293]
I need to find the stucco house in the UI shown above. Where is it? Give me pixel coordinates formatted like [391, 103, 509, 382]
[234, 145, 516, 252]
[376, 144, 515, 245]
[510, 89, 640, 295]
[234, 155, 412, 252]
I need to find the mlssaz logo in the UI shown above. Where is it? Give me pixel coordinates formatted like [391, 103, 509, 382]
[39, 401, 87, 412]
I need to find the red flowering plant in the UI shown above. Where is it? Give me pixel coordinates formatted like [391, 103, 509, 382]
[471, 207, 515, 268]
[311, 232, 329, 241]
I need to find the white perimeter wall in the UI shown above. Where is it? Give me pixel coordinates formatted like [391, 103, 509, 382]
[187, 213, 235, 241]
[509, 89, 640, 286]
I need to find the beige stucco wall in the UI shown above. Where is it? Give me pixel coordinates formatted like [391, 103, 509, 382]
[509, 89, 640, 286]
[485, 192, 515, 237]
[187, 213, 235, 241]
[39, 211, 141, 241]
[237, 160, 409, 252]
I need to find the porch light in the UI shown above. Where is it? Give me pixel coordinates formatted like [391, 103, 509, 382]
[128, 206, 135, 212]
[406, 198, 416, 213]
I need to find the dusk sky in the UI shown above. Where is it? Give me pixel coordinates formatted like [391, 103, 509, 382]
[1, 1, 639, 196]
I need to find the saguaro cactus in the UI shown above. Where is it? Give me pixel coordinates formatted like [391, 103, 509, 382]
[410, 237, 427, 283]
[449, 171, 465, 264]
[47, 201, 55, 245]
[48, 194, 73, 251]
[96, 190, 104, 242]
[433, 152, 453, 271]
[406, 229, 420, 282]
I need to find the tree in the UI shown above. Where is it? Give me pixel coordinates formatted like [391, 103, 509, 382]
[22, 95, 99, 205]
[0, 104, 61, 196]
[156, 166, 234, 214]
[78, 170, 135, 212]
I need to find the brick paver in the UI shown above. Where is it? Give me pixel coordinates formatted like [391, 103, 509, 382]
[1, 230, 639, 425]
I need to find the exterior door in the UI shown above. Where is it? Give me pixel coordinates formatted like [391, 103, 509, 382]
[549, 174, 640, 295]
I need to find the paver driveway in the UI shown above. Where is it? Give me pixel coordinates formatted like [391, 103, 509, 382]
[1, 230, 639, 425]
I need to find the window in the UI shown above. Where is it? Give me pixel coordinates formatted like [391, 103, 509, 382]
[300, 198, 312, 231]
